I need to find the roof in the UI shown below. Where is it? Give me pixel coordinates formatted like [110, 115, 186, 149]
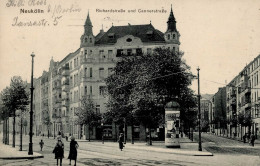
[95, 24, 166, 45]
[59, 48, 81, 66]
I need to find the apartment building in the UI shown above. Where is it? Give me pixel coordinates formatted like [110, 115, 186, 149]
[32, 6, 180, 140]
[226, 55, 260, 140]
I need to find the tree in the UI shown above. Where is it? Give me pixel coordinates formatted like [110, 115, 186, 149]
[105, 48, 196, 143]
[75, 95, 102, 141]
[43, 114, 52, 138]
[0, 76, 29, 147]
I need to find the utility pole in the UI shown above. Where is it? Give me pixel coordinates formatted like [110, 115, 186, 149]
[197, 67, 202, 151]
[28, 52, 35, 155]
[124, 117, 126, 144]
[19, 111, 23, 151]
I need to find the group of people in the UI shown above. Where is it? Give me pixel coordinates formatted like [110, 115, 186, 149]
[52, 135, 79, 166]
[243, 133, 256, 146]
[51, 133, 125, 166]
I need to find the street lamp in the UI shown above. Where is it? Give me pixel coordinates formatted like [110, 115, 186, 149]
[101, 122, 104, 144]
[28, 52, 35, 155]
[197, 67, 202, 151]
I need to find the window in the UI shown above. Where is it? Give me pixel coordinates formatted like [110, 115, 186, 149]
[126, 38, 132, 42]
[99, 86, 106, 96]
[85, 86, 87, 95]
[173, 34, 176, 39]
[127, 49, 132, 56]
[167, 34, 170, 40]
[116, 49, 123, 57]
[136, 48, 142, 55]
[147, 48, 152, 54]
[96, 105, 100, 114]
[108, 33, 114, 39]
[90, 37, 92, 43]
[108, 68, 113, 76]
[99, 50, 104, 55]
[90, 86, 92, 95]
[90, 68, 92, 78]
[99, 68, 104, 78]
[108, 50, 113, 59]
[90, 50, 92, 54]
[173, 47, 175, 53]
[84, 49, 87, 55]
[85, 37, 88, 43]
[84, 68, 87, 77]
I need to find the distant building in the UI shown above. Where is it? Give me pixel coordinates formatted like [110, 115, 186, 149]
[200, 98, 212, 132]
[211, 87, 227, 134]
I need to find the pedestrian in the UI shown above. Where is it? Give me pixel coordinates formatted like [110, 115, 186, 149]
[118, 133, 124, 151]
[243, 134, 246, 143]
[247, 133, 250, 143]
[68, 136, 79, 166]
[39, 139, 44, 151]
[53, 136, 64, 166]
[250, 134, 256, 147]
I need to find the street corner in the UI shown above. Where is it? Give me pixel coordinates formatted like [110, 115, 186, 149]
[0, 144, 44, 160]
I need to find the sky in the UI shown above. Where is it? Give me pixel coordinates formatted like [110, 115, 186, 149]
[0, 0, 260, 95]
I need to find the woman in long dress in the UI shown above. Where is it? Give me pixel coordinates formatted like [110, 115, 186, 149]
[68, 136, 79, 166]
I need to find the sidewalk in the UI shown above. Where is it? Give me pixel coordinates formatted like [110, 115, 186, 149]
[209, 132, 260, 145]
[0, 141, 43, 160]
[76, 136, 213, 156]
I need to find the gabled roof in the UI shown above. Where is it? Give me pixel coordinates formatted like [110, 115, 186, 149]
[95, 24, 165, 45]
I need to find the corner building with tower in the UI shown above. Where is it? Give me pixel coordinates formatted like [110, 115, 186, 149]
[33, 6, 180, 140]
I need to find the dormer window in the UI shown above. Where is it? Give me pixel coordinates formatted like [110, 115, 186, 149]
[126, 38, 132, 42]
[146, 30, 153, 35]
[108, 33, 115, 39]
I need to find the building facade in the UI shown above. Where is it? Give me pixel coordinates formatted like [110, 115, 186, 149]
[32, 6, 181, 140]
[226, 55, 260, 140]
[211, 87, 227, 135]
[200, 98, 212, 132]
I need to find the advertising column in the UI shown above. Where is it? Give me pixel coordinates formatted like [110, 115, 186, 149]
[165, 101, 180, 148]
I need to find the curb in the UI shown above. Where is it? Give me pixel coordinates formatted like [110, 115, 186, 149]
[0, 155, 44, 160]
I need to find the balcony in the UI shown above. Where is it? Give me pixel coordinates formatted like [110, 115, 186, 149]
[53, 86, 62, 94]
[81, 58, 95, 64]
[231, 90, 236, 98]
[81, 76, 95, 82]
[62, 99, 69, 107]
[61, 116, 69, 122]
[62, 84, 69, 92]
[62, 69, 69, 76]
[231, 98, 236, 106]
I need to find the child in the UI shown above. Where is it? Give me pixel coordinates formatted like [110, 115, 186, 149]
[53, 136, 64, 166]
[39, 139, 44, 151]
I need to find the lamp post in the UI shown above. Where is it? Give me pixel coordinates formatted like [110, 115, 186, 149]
[101, 122, 104, 144]
[53, 120, 56, 139]
[197, 67, 202, 151]
[28, 52, 35, 155]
